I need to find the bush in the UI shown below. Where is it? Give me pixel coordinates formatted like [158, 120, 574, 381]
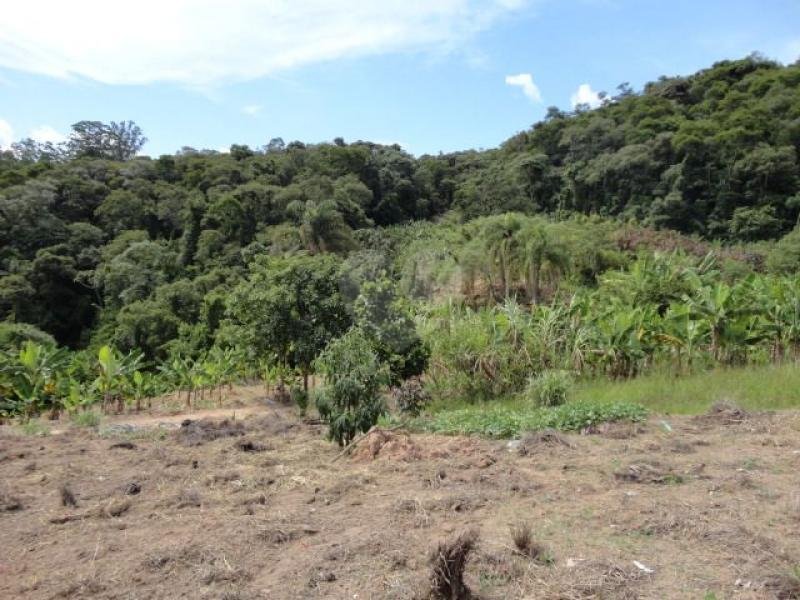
[392, 377, 430, 416]
[71, 410, 101, 428]
[314, 329, 389, 446]
[0, 322, 56, 349]
[525, 370, 573, 407]
[290, 385, 308, 415]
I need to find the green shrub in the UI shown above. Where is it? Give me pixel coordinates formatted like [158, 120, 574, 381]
[71, 410, 101, 428]
[290, 385, 308, 415]
[524, 370, 573, 407]
[0, 322, 56, 349]
[18, 420, 50, 436]
[314, 329, 389, 446]
[418, 400, 648, 438]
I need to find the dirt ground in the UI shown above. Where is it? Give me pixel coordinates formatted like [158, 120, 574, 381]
[2, 395, 800, 599]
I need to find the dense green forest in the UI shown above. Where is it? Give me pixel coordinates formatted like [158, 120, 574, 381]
[2, 55, 800, 439]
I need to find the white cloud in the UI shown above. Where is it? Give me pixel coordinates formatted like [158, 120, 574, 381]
[570, 83, 603, 109]
[0, 1, 527, 86]
[505, 73, 542, 103]
[29, 125, 66, 144]
[0, 119, 14, 149]
[242, 104, 263, 116]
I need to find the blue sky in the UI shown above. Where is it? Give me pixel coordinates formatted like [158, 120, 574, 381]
[0, 0, 798, 157]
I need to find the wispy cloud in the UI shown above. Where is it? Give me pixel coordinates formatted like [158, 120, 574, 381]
[505, 73, 542, 103]
[570, 83, 602, 108]
[30, 124, 66, 144]
[241, 104, 263, 116]
[0, 1, 528, 86]
[0, 119, 14, 149]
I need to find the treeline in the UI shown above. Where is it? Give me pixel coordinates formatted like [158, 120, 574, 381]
[1, 54, 799, 356]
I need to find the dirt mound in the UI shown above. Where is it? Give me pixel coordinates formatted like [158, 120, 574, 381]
[517, 429, 574, 455]
[351, 429, 422, 461]
[246, 414, 298, 436]
[427, 437, 490, 460]
[694, 400, 749, 425]
[175, 418, 246, 446]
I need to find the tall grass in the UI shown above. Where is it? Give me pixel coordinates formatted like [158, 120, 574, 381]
[574, 362, 800, 414]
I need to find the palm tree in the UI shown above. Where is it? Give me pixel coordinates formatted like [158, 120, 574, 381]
[517, 222, 568, 304]
[480, 214, 524, 300]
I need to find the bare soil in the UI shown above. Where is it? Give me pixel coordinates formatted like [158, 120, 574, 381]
[2, 398, 800, 599]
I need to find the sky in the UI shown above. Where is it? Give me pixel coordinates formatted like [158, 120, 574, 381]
[0, 0, 798, 157]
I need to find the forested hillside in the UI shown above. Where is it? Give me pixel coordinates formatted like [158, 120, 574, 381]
[1, 55, 800, 422]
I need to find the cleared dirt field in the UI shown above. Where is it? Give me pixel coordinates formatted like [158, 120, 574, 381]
[2, 399, 800, 599]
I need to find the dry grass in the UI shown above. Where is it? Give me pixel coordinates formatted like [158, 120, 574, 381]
[2, 404, 800, 599]
[428, 529, 479, 600]
[509, 521, 552, 564]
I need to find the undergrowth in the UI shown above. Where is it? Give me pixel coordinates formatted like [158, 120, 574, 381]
[413, 399, 647, 438]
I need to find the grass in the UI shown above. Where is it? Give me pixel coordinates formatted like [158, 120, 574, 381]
[17, 420, 50, 436]
[574, 362, 800, 415]
[70, 410, 102, 428]
[412, 362, 800, 439]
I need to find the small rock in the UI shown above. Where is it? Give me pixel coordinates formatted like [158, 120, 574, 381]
[123, 482, 141, 496]
[633, 560, 654, 574]
[103, 499, 131, 518]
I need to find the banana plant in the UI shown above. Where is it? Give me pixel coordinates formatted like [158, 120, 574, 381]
[129, 370, 160, 412]
[683, 279, 754, 363]
[660, 303, 708, 373]
[159, 356, 195, 408]
[754, 277, 800, 362]
[0, 342, 66, 419]
[94, 345, 141, 414]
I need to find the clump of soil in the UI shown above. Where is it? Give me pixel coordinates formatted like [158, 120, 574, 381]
[695, 400, 749, 425]
[59, 484, 77, 507]
[351, 429, 422, 461]
[101, 498, 131, 518]
[123, 482, 141, 496]
[109, 441, 137, 450]
[517, 429, 573, 456]
[428, 529, 479, 600]
[0, 488, 22, 512]
[614, 462, 683, 484]
[587, 421, 647, 439]
[176, 418, 246, 446]
[234, 439, 270, 452]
